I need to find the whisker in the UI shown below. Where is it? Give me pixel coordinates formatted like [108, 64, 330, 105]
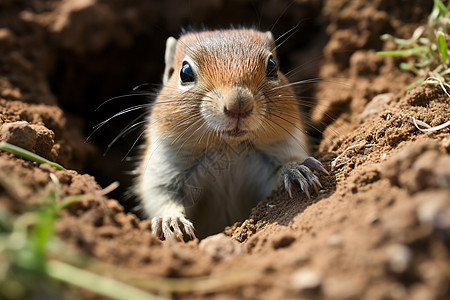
[93, 105, 150, 129]
[173, 116, 204, 147]
[122, 127, 147, 162]
[105, 106, 198, 158]
[119, 120, 148, 139]
[265, 111, 304, 135]
[178, 118, 208, 153]
[273, 24, 300, 52]
[142, 113, 202, 175]
[269, 0, 298, 37]
[88, 104, 151, 140]
[157, 112, 203, 146]
[273, 22, 299, 44]
[284, 55, 325, 78]
[260, 113, 307, 152]
[194, 124, 208, 145]
[193, 112, 216, 146]
[103, 112, 148, 155]
[132, 83, 152, 91]
[268, 109, 303, 123]
[257, 112, 278, 138]
[95, 93, 155, 112]
[270, 78, 323, 91]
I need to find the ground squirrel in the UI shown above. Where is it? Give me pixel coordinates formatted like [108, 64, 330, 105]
[136, 29, 327, 240]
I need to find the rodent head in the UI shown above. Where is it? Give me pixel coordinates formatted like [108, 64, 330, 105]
[153, 29, 301, 148]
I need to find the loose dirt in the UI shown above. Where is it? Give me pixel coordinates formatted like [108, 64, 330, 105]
[1, 0, 449, 299]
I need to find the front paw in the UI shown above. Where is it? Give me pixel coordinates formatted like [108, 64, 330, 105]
[151, 215, 196, 241]
[281, 157, 328, 199]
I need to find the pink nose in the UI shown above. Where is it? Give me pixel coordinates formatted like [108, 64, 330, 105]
[223, 86, 254, 119]
[224, 105, 253, 119]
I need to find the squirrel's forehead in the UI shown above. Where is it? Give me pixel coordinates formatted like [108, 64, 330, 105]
[179, 30, 270, 45]
[177, 31, 271, 62]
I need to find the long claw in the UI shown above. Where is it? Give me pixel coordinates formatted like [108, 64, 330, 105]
[281, 157, 327, 199]
[151, 215, 195, 241]
[180, 217, 196, 239]
[162, 217, 173, 239]
[284, 174, 293, 198]
[151, 217, 163, 239]
[170, 218, 183, 240]
[298, 178, 311, 199]
[303, 157, 329, 175]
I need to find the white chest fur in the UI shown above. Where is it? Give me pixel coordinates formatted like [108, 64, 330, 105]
[138, 127, 309, 238]
[183, 144, 279, 236]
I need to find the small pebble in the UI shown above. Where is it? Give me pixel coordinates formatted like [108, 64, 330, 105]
[416, 197, 444, 225]
[388, 244, 412, 273]
[328, 234, 343, 247]
[0, 28, 15, 51]
[365, 212, 380, 225]
[409, 284, 434, 300]
[199, 233, 244, 261]
[323, 277, 361, 299]
[291, 268, 322, 290]
[0, 121, 37, 151]
[1, 88, 22, 99]
[442, 136, 450, 153]
[361, 93, 393, 119]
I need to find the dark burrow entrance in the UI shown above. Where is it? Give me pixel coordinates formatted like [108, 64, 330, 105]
[46, 1, 327, 214]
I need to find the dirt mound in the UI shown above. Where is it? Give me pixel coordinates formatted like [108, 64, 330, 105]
[1, 0, 449, 299]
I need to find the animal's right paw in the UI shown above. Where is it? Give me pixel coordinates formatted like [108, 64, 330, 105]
[151, 215, 196, 241]
[281, 157, 327, 199]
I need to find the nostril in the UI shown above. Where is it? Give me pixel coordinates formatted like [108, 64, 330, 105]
[224, 105, 253, 119]
[224, 107, 239, 119]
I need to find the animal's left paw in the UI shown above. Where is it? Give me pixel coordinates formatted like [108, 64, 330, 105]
[281, 157, 328, 199]
[151, 215, 196, 241]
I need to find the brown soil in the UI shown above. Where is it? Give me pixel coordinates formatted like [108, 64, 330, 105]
[1, 0, 450, 299]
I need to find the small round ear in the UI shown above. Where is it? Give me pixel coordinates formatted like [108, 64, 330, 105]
[163, 36, 177, 84]
[265, 31, 278, 59]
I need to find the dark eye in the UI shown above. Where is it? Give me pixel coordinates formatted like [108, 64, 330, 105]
[180, 61, 195, 84]
[266, 56, 278, 78]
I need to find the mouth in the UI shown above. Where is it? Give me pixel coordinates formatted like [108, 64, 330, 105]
[222, 128, 248, 138]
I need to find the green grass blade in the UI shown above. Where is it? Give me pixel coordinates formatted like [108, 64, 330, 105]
[430, 0, 443, 22]
[399, 62, 412, 71]
[415, 58, 431, 68]
[46, 260, 167, 300]
[435, 0, 448, 16]
[406, 78, 424, 91]
[437, 31, 448, 62]
[31, 210, 57, 263]
[376, 46, 428, 57]
[58, 195, 84, 211]
[0, 206, 13, 232]
[418, 37, 430, 45]
[0, 142, 66, 170]
[379, 34, 415, 46]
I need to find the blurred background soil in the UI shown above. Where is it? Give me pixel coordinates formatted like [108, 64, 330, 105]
[1, 0, 450, 299]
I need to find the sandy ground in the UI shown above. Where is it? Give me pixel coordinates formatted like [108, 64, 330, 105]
[1, 0, 449, 299]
